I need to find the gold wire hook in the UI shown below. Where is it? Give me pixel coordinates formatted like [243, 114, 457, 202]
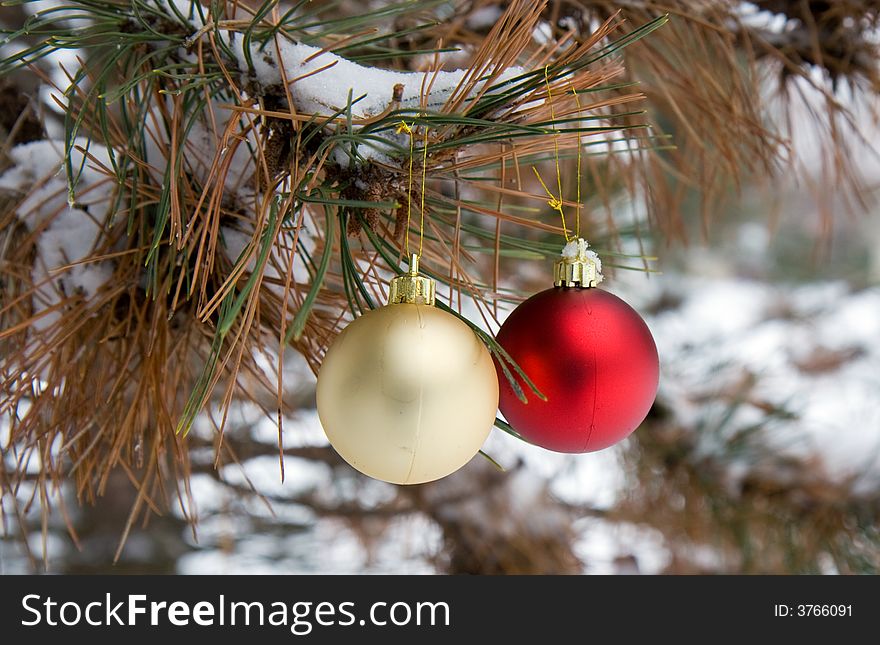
[418, 121, 428, 259]
[570, 79, 583, 240]
[396, 120, 416, 259]
[396, 118, 429, 261]
[531, 65, 572, 243]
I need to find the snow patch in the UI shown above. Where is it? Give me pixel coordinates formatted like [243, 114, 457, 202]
[238, 39, 521, 121]
[467, 6, 504, 30]
[0, 139, 115, 332]
[235, 39, 522, 166]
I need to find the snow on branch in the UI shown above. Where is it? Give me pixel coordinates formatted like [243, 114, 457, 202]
[0, 140, 114, 333]
[156, 0, 524, 165]
[237, 38, 521, 121]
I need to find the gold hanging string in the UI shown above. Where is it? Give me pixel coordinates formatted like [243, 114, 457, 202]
[532, 168, 568, 237]
[395, 118, 429, 260]
[531, 65, 572, 242]
[418, 120, 428, 259]
[570, 80, 582, 240]
[545, 66, 565, 219]
[396, 120, 416, 259]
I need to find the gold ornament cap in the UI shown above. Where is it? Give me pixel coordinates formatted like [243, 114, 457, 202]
[553, 238, 604, 288]
[389, 254, 436, 305]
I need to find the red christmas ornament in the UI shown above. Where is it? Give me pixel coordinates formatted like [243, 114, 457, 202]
[495, 241, 658, 453]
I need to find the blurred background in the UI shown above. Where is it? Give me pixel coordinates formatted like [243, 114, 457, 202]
[2, 0, 879, 574]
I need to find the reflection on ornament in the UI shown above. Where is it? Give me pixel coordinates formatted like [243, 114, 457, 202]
[317, 255, 499, 484]
[495, 239, 659, 453]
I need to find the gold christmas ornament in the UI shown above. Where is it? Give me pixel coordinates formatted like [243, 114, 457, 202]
[316, 255, 499, 484]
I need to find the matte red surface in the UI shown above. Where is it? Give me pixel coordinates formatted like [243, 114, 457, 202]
[495, 287, 659, 453]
